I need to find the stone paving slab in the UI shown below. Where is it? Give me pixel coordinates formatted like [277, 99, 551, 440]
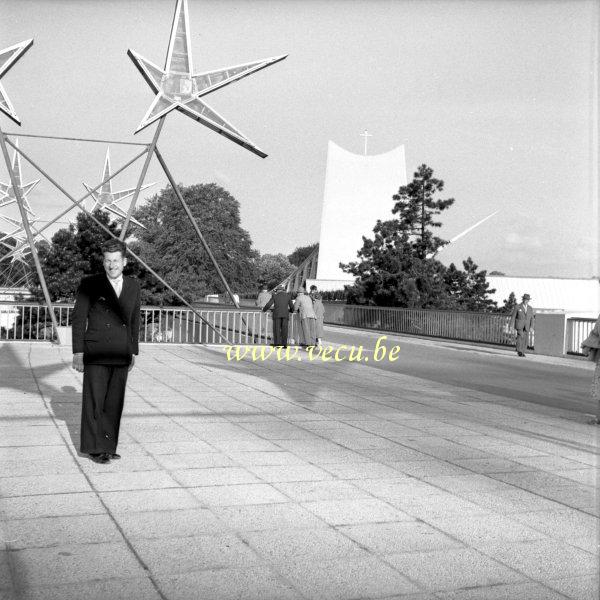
[0, 341, 598, 600]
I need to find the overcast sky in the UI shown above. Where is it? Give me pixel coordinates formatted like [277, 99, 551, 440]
[0, 0, 597, 278]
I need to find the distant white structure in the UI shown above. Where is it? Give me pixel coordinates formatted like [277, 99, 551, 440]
[488, 276, 600, 318]
[312, 141, 407, 290]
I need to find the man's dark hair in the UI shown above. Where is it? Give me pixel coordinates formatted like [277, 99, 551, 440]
[309, 285, 317, 291]
[102, 239, 127, 257]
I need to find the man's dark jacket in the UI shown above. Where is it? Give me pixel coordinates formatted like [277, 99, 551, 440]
[72, 273, 141, 365]
[262, 291, 294, 317]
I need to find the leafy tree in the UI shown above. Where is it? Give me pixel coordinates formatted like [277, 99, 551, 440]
[501, 291, 517, 313]
[133, 183, 259, 305]
[288, 242, 319, 267]
[255, 253, 294, 290]
[444, 257, 497, 311]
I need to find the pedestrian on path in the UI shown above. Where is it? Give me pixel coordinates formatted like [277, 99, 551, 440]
[72, 239, 141, 464]
[262, 284, 294, 346]
[582, 314, 600, 423]
[509, 293, 534, 357]
[311, 291, 325, 347]
[255, 285, 271, 309]
[293, 288, 316, 348]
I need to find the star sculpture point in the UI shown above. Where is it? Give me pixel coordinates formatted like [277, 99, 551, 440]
[0, 214, 46, 264]
[82, 147, 154, 229]
[128, 0, 286, 158]
[0, 140, 39, 214]
[0, 39, 34, 126]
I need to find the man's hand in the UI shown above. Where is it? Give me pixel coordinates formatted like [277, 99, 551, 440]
[72, 353, 84, 373]
[128, 355, 135, 372]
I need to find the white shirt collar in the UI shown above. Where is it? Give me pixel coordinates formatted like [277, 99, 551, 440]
[107, 274, 123, 292]
[107, 274, 123, 284]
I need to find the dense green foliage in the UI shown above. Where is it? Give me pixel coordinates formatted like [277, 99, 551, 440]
[255, 253, 294, 290]
[132, 183, 259, 305]
[342, 164, 498, 311]
[30, 183, 264, 305]
[288, 242, 319, 267]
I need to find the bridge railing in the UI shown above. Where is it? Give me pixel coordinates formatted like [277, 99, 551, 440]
[139, 306, 274, 345]
[0, 302, 278, 345]
[323, 303, 534, 348]
[0, 301, 546, 349]
[565, 317, 596, 355]
[0, 302, 73, 341]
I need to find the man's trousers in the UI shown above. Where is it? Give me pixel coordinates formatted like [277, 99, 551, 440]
[300, 317, 316, 346]
[273, 317, 290, 346]
[515, 328, 529, 354]
[80, 364, 128, 454]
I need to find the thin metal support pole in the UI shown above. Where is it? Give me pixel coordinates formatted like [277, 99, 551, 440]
[0, 128, 60, 341]
[153, 145, 241, 309]
[0, 140, 231, 344]
[120, 118, 164, 240]
[2, 141, 148, 260]
[4, 132, 149, 146]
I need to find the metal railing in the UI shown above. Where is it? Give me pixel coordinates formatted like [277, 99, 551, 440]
[566, 317, 596, 355]
[1, 301, 538, 349]
[325, 304, 534, 348]
[140, 306, 273, 345]
[0, 302, 277, 345]
[0, 302, 73, 341]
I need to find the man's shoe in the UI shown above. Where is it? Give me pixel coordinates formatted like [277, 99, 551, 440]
[518, 352, 525, 357]
[90, 453, 110, 464]
[110, 453, 121, 460]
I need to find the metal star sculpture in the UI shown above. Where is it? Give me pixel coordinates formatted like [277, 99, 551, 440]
[0, 140, 39, 213]
[128, 0, 286, 158]
[0, 39, 33, 125]
[82, 147, 153, 229]
[0, 215, 46, 264]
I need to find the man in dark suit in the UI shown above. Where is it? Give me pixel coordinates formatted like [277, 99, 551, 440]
[262, 285, 294, 346]
[510, 293, 534, 357]
[72, 239, 141, 463]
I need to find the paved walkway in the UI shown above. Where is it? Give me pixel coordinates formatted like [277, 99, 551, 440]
[0, 341, 598, 600]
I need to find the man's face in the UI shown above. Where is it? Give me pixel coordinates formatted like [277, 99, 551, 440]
[103, 250, 126, 280]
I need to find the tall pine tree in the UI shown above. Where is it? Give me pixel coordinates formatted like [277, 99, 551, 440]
[342, 164, 454, 307]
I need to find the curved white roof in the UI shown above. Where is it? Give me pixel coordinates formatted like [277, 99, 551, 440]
[316, 141, 407, 281]
[488, 276, 600, 317]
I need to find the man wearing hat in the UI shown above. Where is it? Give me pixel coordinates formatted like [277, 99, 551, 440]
[510, 293, 534, 357]
[262, 285, 294, 346]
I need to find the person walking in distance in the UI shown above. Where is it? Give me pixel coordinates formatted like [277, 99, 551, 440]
[310, 288, 325, 348]
[262, 284, 294, 346]
[72, 239, 141, 463]
[255, 285, 271, 309]
[510, 293, 534, 357]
